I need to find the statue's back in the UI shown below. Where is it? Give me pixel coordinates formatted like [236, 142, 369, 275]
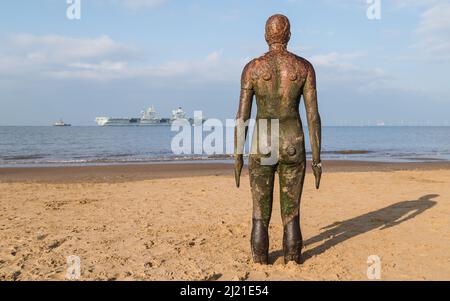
[246, 51, 312, 122]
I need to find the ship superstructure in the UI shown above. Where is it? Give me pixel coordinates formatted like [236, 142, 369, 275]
[171, 107, 189, 123]
[140, 106, 163, 125]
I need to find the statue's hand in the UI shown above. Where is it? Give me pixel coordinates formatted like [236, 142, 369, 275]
[234, 154, 244, 188]
[312, 161, 322, 190]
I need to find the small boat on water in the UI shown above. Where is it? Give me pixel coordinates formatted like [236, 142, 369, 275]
[53, 119, 71, 127]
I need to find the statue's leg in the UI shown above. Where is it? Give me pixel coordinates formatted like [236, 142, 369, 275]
[278, 160, 306, 264]
[249, 156, 276, 264]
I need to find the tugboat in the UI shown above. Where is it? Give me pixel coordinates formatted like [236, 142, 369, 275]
[53, 119, 71, 127]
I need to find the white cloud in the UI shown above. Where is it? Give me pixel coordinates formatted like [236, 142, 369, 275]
[413, 2, 450, 60]
[308, 51, 391, 92]
[393, 0, 441, 8]
[0, 31, 415, 98]
[0, 34, 236, 82]
[0, 34, 141, 80]
[0, 32, 394, 94]
[7, 34, 137, 63]
[310, 52, 364, 70]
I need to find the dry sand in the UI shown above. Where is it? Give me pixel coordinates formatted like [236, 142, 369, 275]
[0, 161, 449, 280]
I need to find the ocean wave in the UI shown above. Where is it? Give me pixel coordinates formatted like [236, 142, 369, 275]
[320, 150, 374, 155]
[1, 154, 48, 161]
[1, 150, 449, 167]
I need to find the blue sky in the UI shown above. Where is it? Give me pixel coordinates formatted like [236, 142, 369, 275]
[0, 0, 449, 125]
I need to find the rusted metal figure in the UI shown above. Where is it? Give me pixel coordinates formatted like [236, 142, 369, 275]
[234, 14, 322, 264]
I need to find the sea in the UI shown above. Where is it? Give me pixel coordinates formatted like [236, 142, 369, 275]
[0, 126, 449, 167]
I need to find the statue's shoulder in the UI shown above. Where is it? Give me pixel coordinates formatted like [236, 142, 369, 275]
[290, 53, 314, 72]
[242, 54, 268, 72]
[241, 55, 272, 83]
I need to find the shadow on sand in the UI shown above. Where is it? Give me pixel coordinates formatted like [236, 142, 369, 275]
[269, 194, 438, 264]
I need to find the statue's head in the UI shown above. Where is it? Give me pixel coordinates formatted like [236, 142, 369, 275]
[265, 14, 291, 46]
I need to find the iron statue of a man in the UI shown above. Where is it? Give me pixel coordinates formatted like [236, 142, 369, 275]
[234, 14, 322, 264]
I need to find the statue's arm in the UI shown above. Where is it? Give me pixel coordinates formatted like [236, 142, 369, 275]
[234, 63, 254, 188]
[303, 63, 321, 163]
[303, 63, 322, 189]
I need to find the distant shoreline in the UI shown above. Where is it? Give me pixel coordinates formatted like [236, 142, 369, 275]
[2, 160, 450, 184]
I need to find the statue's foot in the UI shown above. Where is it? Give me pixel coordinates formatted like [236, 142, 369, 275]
[251, 219, 269, 265]
[283, 218, 303, 265]
[284, 254, 302, 265]
[252, 254, 269, 265]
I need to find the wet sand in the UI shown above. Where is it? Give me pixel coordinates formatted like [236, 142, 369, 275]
[0, 161, 449, 280]
[2, 160, 450, 183]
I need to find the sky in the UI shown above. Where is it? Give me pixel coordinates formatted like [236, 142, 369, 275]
[0, 0, 449, 126]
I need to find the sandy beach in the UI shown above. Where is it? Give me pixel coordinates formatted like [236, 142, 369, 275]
[1, 161, 449, 281]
